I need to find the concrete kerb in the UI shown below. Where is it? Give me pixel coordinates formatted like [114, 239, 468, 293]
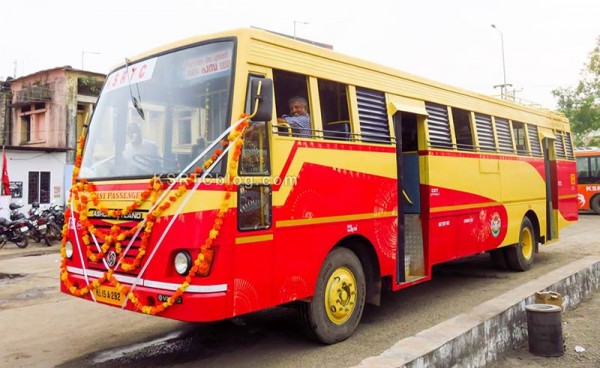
[354, 256, 600, 368]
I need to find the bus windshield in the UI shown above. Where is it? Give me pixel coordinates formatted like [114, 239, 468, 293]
[79, 41, 234, 180]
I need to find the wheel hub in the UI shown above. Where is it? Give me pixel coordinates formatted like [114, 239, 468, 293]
[521, 227, 533, 260]
[325, 267, 357, 325]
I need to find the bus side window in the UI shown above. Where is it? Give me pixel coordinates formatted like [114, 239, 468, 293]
[577, 156, 589, 183]
[238, 185, 272, 231]
[318, 79, 351, 141]
[512, 121, 527, 155]
[451, 107, 473, 151]
[592, 156, 600, 181]
[272, 69, 311, 137]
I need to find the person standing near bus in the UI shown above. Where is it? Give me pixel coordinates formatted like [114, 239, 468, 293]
[277, 96, 311, 137]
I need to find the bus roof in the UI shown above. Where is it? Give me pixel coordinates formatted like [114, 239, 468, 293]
[575, 148, 600, 157]
[111, 28, 569, 128]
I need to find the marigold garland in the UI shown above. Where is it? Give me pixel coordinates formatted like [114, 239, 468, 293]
[60, 115, 250, 314]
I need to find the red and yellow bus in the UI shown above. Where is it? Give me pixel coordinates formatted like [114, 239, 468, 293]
[576, 148, 600, 214]
[60, 28, 578, 344]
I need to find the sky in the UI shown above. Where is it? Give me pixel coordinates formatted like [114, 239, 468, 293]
[1, 0, 599, 109]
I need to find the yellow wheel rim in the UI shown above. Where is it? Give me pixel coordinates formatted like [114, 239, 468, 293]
[521, 226, 534, 260]
[324, 266, 358, 325]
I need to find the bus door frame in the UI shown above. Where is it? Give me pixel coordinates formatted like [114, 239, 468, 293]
[389, 98, 427, 284]
[542, 136, 559, 241]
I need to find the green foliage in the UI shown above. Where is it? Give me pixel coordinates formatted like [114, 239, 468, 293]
[553, 36, 600, 146]
[77, 77, 103, 95]
[588, 137, 600, 146]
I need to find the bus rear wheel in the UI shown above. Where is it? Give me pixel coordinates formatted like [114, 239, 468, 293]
[298, 247, 366, 344]
[590, 195, 600, 215]
[506, 217, 535, 271]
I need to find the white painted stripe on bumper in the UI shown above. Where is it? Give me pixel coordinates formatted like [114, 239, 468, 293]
[66, 266, 227, 293]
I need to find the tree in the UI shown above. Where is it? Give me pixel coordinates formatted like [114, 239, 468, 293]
[553, 36, 600, 147]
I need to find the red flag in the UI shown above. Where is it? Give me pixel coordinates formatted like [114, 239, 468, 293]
[1, 148, 10, 196]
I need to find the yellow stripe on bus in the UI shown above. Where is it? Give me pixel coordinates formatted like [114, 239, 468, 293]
[235, 234, 274, 244]
[430, 201, 500, 213]
[276, 211, 397, 228]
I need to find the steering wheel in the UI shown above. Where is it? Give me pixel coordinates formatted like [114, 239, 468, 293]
[132, 153, 162, 170]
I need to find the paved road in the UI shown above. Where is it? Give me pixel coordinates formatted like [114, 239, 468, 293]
[0, 214, 597, 368]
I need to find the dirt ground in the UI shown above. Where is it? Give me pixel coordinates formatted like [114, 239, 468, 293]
[0, 216, 597, 368]
[491, 288, 600, 367]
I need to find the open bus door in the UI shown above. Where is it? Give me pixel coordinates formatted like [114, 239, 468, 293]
[542, 137, 559, 242]
[391, 106, 426, 284]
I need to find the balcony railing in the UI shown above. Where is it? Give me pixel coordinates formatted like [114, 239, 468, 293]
[13, 85, 52, 105]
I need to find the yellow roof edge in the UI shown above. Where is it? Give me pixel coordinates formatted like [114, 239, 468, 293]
[105, 27, 568, 121]
[107, 28, 257, 72]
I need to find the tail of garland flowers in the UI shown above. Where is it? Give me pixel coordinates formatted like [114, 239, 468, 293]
[60, 115, 250, 315]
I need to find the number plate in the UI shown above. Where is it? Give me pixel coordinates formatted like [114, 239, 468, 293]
[38, 224, 47, 230]
[93, 285, 125, 306]
[20, 226, 28, 233]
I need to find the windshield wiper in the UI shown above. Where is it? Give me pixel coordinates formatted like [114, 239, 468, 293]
[124, 57, 145, 120]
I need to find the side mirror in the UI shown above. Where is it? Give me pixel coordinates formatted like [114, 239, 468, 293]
[248, 77, 273, 122]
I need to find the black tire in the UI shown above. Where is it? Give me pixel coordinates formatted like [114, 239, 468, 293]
[506, 217, 536, 272]
[43, 233, 52, 246]
[32, 233, 42, 243]
[591, 195, 600, 215]
[15, 234, 29, 249]
[47, 222, 62, 241]
[298, 247, 366, 344]
[489, 248, 508, 270]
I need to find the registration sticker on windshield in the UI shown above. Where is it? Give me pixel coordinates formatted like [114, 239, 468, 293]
[104, 57, 157, 93]
[183, 49, 232, 80]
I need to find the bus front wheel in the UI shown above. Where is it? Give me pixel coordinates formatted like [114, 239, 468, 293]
[590, 195, 600, 214]
[298, 247, 366, 344]
[506, 217, 535, 271]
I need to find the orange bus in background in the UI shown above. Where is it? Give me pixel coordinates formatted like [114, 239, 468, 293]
[60, 28, 578, 344]
[576, 148, 600, 214]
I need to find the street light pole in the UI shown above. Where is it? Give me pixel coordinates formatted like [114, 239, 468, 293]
[81, 51, 100, 70]
[293, 20, 309, 39]
[491, 24, 510, 99]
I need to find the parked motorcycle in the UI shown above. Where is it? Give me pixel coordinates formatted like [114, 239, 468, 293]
[9, 202, 26, 222]
[0, 216, 30, 249]
[28, 202, 52, 246]
[9, 202, 33, 239]
[41, 203, 64, 242]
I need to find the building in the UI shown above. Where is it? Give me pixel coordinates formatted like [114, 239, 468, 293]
[0, 67, 104, 214]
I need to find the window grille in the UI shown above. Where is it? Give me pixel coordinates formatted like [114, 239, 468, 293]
[356, 87, 390, 143]
[474, 113, 496, 152]
[554, 131, 566, 158]
[564, 132, 574, 160]
[495, 117, 514, 153]
[527, 124, 542, 157]
[28, 171, 51, 204]
[425, 102, 452, 149]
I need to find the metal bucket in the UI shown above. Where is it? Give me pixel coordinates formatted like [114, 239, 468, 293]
[525, 304, 564, 357]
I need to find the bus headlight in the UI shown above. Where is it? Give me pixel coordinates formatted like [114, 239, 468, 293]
[174, 251, 192, 275]
[65, 240, 73, 259]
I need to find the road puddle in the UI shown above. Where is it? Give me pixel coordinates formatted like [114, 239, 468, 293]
[92, 331, 184, 364]
[0, 272, 25, 283]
